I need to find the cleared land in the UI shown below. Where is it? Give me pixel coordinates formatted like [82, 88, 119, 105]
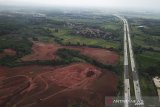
[0, 63, 117, 107]
[21, 42, 61, 61]
[0, 49, 16, 58]
[21, 42, 119, 65]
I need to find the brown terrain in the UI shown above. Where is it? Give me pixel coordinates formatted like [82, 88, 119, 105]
[65, 46, 118, 65]
[0, 42, 119, 107]
[22, 42, 118, 65]
[0, 49, 16, 58]
[0, 63, 117, 107]
[21, 42, 61, 61]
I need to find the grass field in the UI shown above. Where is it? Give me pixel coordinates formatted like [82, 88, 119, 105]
[136, 51, 159, 96]
[101, 21, 123, 31]
[136, 51, 160, 69]
[139, 74, 157, 96]
[52, 29, 119, 49]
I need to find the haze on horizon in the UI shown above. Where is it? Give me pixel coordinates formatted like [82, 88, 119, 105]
[0, 0, 160, 11]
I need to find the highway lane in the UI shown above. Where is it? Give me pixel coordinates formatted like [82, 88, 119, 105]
[125, 19, 142, 101]
[115, 14, 143, 106]
[124, 18, 131, 107]
[114, 14, 131, 107]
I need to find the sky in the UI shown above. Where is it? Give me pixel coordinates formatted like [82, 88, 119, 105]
[0, 0, 160, 10]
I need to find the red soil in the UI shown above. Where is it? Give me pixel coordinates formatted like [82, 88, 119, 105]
[21, 42, 119, 65]
[43, 63, 101, 87]
[0, 48, 16, 58]
[0, 63, 117, 107]
[21, 42, 60, 61]
[65, 46, 119, 64]
[4, 41, 119, 106]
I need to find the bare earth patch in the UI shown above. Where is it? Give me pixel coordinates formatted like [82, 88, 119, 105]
[0, 63, 117, 107]
[43, 63, 101, 87]
[21, 42, 60, 61]
[21, 42, 119, 65]
[4, 42, 119, 107]
[0, 49, 16, 58]
[65, 46, 119, 65]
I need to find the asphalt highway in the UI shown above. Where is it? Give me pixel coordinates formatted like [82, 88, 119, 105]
[114, 14, 143, 107]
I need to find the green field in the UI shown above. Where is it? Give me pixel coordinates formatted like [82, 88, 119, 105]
[102, 21, 123, 31]
[52, 29, 119, 49]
